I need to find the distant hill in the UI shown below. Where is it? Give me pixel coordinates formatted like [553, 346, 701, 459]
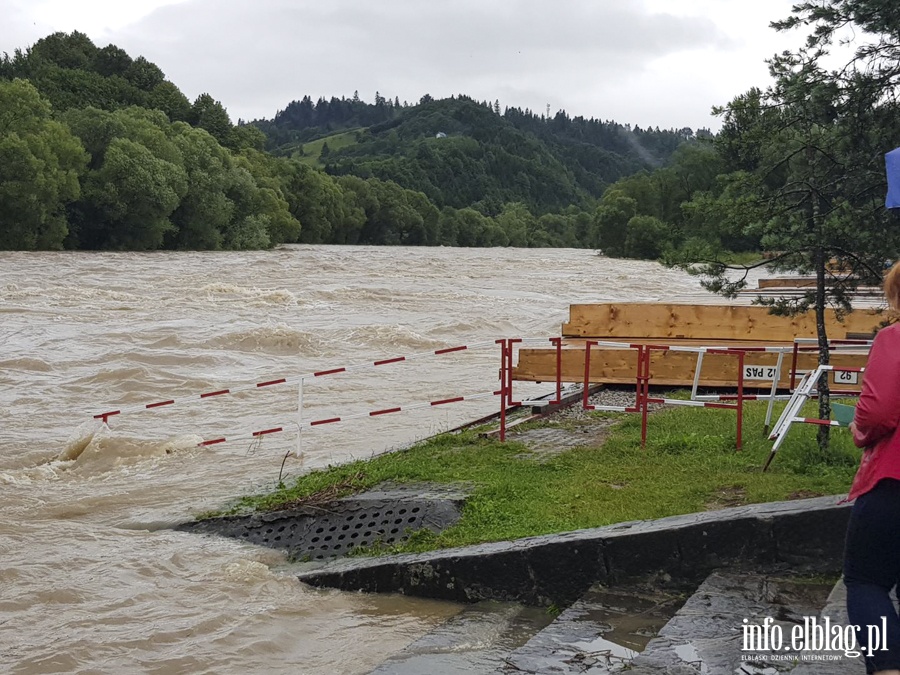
[0, 30, 724, 255]
[253, 94, 709, 215]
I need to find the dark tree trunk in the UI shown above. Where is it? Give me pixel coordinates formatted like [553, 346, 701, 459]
[814, 244, 831, 452]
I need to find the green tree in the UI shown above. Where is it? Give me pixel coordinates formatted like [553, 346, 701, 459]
[124, 56, 164, 91]
[65, 106, 188, 248]
[624, 215, 672, 259]
[167, 124, 234, 249]
[0, 79, 87, 250]
[538, 213, 577, 247]
[83, 137, 187, 249]
[189, 93, 233, 148]
[680, 3, 900, 450]
[93, 45, 132, 77]
[148, 81, 191, 122]
[495, 202, 535, 247]
[28, 31, 96, 70]
[592, 190, 637, 255]
[229, 152, 300, 247]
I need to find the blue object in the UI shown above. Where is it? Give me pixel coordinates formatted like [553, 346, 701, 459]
[886, 147, 900, 208]
[832, 402, 856, 427]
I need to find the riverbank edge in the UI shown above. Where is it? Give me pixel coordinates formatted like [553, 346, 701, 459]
[294, 495, 848, 607]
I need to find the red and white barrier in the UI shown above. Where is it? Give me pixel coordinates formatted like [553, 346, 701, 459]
[197, 389, 500, 449]
[522, 337, 750, 449]
[91, 341, 497, 424]
[86, 339, 512, 457]
[83, 332, 866, 462]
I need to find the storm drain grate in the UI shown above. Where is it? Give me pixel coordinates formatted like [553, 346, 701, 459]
[177, 482, 470, 561]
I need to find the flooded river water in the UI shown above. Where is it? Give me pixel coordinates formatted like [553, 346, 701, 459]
[0, 245, 707, 673]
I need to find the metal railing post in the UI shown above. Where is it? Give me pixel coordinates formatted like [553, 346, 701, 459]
[496, 339, 508, 441]
[640, 345, 652, 447]
[583, 340, 596, 410]
[736, 351, 745, 451]
[550, 337, 563, 404]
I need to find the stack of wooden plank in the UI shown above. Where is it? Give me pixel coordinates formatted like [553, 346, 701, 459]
[512, 303, 886, 391]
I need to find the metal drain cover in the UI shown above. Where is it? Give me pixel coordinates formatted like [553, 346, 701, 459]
[177, 482, 470, 561]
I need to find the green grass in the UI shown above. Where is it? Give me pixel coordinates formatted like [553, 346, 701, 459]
[211, 397, 861, 556]
[292, 129, 363, 166]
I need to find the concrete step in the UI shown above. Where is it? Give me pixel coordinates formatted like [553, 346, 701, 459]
[369, 571, 852, 674]
[626, 571, 834, 674]
[368, 600, 553, 675]
[788, 580, 865, 674]
[496, 584, 685, 674]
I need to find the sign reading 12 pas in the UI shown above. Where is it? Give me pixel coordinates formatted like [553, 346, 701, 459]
[742, 365, 859, 385]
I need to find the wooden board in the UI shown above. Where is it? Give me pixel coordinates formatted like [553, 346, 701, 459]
[755, 278, 883, 290]
[561, 303, 885, 342]
[513, 345, 867, 391]
[757, 277, 817, 289]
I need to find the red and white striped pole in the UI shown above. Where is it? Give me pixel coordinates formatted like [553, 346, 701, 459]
[496, 339, 508, 441]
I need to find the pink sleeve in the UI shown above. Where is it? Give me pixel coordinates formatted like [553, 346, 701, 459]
[853, 327, 900, 448]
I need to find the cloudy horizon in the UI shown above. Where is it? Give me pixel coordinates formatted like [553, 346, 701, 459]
[3, 0, 812, 130]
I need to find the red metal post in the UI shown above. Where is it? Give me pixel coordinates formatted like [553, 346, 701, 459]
[640, 345, 651, 447]
[508, 339, 522, 406]
[550, 337, 562, 404]
[583, 340, 595, 410]
[496, 339, 508, 441]
[736, 350, 745, 451]
[790, 341, 800, 391]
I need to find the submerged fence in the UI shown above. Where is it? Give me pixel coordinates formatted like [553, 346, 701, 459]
[86, 335, 871, 459]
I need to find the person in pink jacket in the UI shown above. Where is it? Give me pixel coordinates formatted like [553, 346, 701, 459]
[845, 261, 900, 675]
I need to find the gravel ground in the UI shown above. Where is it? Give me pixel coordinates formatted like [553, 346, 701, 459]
[555, 387, 644, 422]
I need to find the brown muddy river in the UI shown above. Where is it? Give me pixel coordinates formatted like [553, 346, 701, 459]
[0, 245, 708, 673]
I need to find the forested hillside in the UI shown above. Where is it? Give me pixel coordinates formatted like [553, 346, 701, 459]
[1, 30, 733, 253]
[255, 94, 704, 215]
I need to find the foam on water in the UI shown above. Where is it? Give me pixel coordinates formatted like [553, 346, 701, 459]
[198, 282, 298, 306]
[208, 325, 328, 355]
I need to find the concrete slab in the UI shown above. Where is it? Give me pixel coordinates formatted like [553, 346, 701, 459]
[296, 496, 850, 607]
[789, 581, 866, 674]
[498, 585, 685, 674]
[627, 571, 833, 675]
[368, 601, 552, 675]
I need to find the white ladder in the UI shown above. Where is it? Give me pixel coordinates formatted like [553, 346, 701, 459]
[763, 365, 864, 471]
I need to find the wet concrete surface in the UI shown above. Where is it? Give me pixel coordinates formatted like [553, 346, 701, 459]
[627, 571, 835, 674]
[498, 585, 686, 674]
[368, 601, 553, 675]
[508, 388, 643, 462]
[789, 581, 865, 674]
[509, 422, 620, 462]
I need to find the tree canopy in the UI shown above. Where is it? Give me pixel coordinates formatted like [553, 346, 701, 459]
[0, 31, 717, 252]
[667, 0, 900, 450]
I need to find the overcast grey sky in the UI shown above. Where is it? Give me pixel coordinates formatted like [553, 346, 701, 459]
[2, 0, 806, 130]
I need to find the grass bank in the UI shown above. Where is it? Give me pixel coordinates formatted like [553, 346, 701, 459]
[214, 397, 861, 555]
